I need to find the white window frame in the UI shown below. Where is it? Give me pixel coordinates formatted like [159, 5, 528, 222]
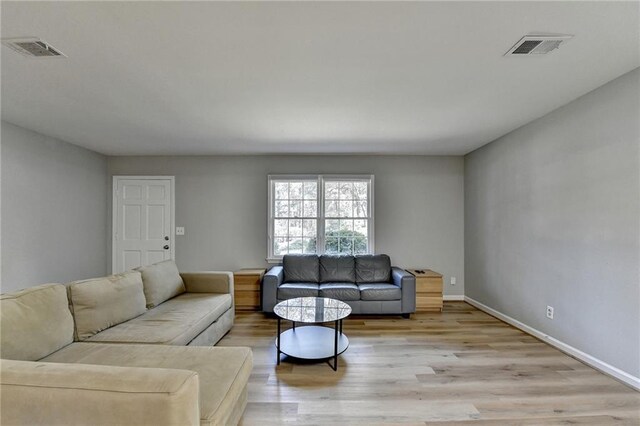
[267, 174, 375, 263]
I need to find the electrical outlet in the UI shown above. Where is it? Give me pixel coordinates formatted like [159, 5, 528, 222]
[176, 227, 185, 236]
[546, 306, 554, 319]
[450, 276, 457, 285]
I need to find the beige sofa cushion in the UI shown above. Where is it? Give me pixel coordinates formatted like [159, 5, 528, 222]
[67, 271, 147, 341]
[41, 342, 253, 426]
[0, 359, 200, 426]
[86, 292, 232, 345]
[0, 284, 74, 361]
[138, 260, 186, 308]
[181, 271, 233, 294]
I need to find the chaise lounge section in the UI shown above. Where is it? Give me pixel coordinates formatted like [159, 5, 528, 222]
[262, 254, 416, 316]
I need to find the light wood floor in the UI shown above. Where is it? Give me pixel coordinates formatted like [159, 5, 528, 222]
[218, 302, 640, 425]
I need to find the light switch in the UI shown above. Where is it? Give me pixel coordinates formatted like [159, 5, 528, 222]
[176, 227, 185, 236]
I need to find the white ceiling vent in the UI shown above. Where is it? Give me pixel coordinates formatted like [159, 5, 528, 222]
[505, 34, 573, 56]
[2, 37, 66, 58]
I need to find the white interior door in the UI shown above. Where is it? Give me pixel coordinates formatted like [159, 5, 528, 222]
[113, 176, 175, 273]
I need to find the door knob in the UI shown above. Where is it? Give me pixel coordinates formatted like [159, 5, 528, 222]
[164, 236, 169, 241]
[163, 245, 169, 250]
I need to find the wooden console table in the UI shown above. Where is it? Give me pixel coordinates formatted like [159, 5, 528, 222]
[407, 269, 443, 312]
[233, 269, 266, 311]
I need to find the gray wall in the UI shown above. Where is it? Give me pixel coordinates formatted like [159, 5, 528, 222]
[465, 68, 640, 377]
[108, 155, 465, 295]
[1, 122, 108, 292]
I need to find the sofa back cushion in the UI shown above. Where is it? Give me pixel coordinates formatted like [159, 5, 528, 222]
[67, 271, 147, 341]
[137, 260, 186, 308]
[283, 255, 320, 283]
[355, 254, 392, 283]
[319, 255, 355, 283]
[0, 284, 74, 361]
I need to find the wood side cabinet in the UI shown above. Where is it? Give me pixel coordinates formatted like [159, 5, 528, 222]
[233, 269, 266, 311]
[407, 269, 443, 312]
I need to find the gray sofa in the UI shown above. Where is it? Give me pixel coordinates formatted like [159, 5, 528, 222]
[262, 254, 416, 316]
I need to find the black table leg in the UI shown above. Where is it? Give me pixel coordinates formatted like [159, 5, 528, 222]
[332, 319, 339, 371]
[339, 318, 343, 335]
[276, 317, 281, 365]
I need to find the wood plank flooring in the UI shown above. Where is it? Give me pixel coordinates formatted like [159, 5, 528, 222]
[218, 302, 640, 425]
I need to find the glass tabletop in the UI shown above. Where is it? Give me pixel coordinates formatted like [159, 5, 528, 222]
[274, 297, 352, 323]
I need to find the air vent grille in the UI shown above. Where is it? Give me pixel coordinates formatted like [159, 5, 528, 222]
[2, 38, 66, 58]
[505, 35, 573, 56]
[512, 40, 542, 54]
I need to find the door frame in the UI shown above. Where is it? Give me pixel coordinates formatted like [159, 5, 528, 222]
[112, 176, 176, 274]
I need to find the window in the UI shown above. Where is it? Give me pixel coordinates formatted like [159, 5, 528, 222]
[271, 178, 319, 257]
[268, 175, 374, 262]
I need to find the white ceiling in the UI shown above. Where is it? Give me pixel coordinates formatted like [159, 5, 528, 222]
[1, 1, 639, 156]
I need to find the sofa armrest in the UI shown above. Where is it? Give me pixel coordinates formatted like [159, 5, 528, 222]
[0, 359, 200, 426]
[181, 271, 234, 295]
[262, 266, 284, 313]
[392, 267, 416, 314]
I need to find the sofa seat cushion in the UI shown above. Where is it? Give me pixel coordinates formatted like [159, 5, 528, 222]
[355, 254, 392, 283]
[277, 283, 319, 299]
[358, 283, 401, 301]
[319, 255, 355, 283]
[86, 293, 232, 346]
[40, 342, 253, 426]
[0, 359, 200, 426]
[0, 284, 74, 361]
[137, 260, 186, 308]
[319, 283, 360, 301]
[283, 254, 320, 283]
[67, 271, 147, 341]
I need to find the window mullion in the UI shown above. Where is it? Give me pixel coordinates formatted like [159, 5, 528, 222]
[368, 176, 374, 254]
[317, 175, 325, 255]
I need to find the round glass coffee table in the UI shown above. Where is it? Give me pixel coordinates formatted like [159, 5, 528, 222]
[274, 297, 351, 371]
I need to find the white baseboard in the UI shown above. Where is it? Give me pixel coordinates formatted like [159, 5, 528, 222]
[443, 295, 465, 301]
[464, 296, 640, 392]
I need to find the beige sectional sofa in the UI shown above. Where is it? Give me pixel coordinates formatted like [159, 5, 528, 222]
[0, 260, 252, 426]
